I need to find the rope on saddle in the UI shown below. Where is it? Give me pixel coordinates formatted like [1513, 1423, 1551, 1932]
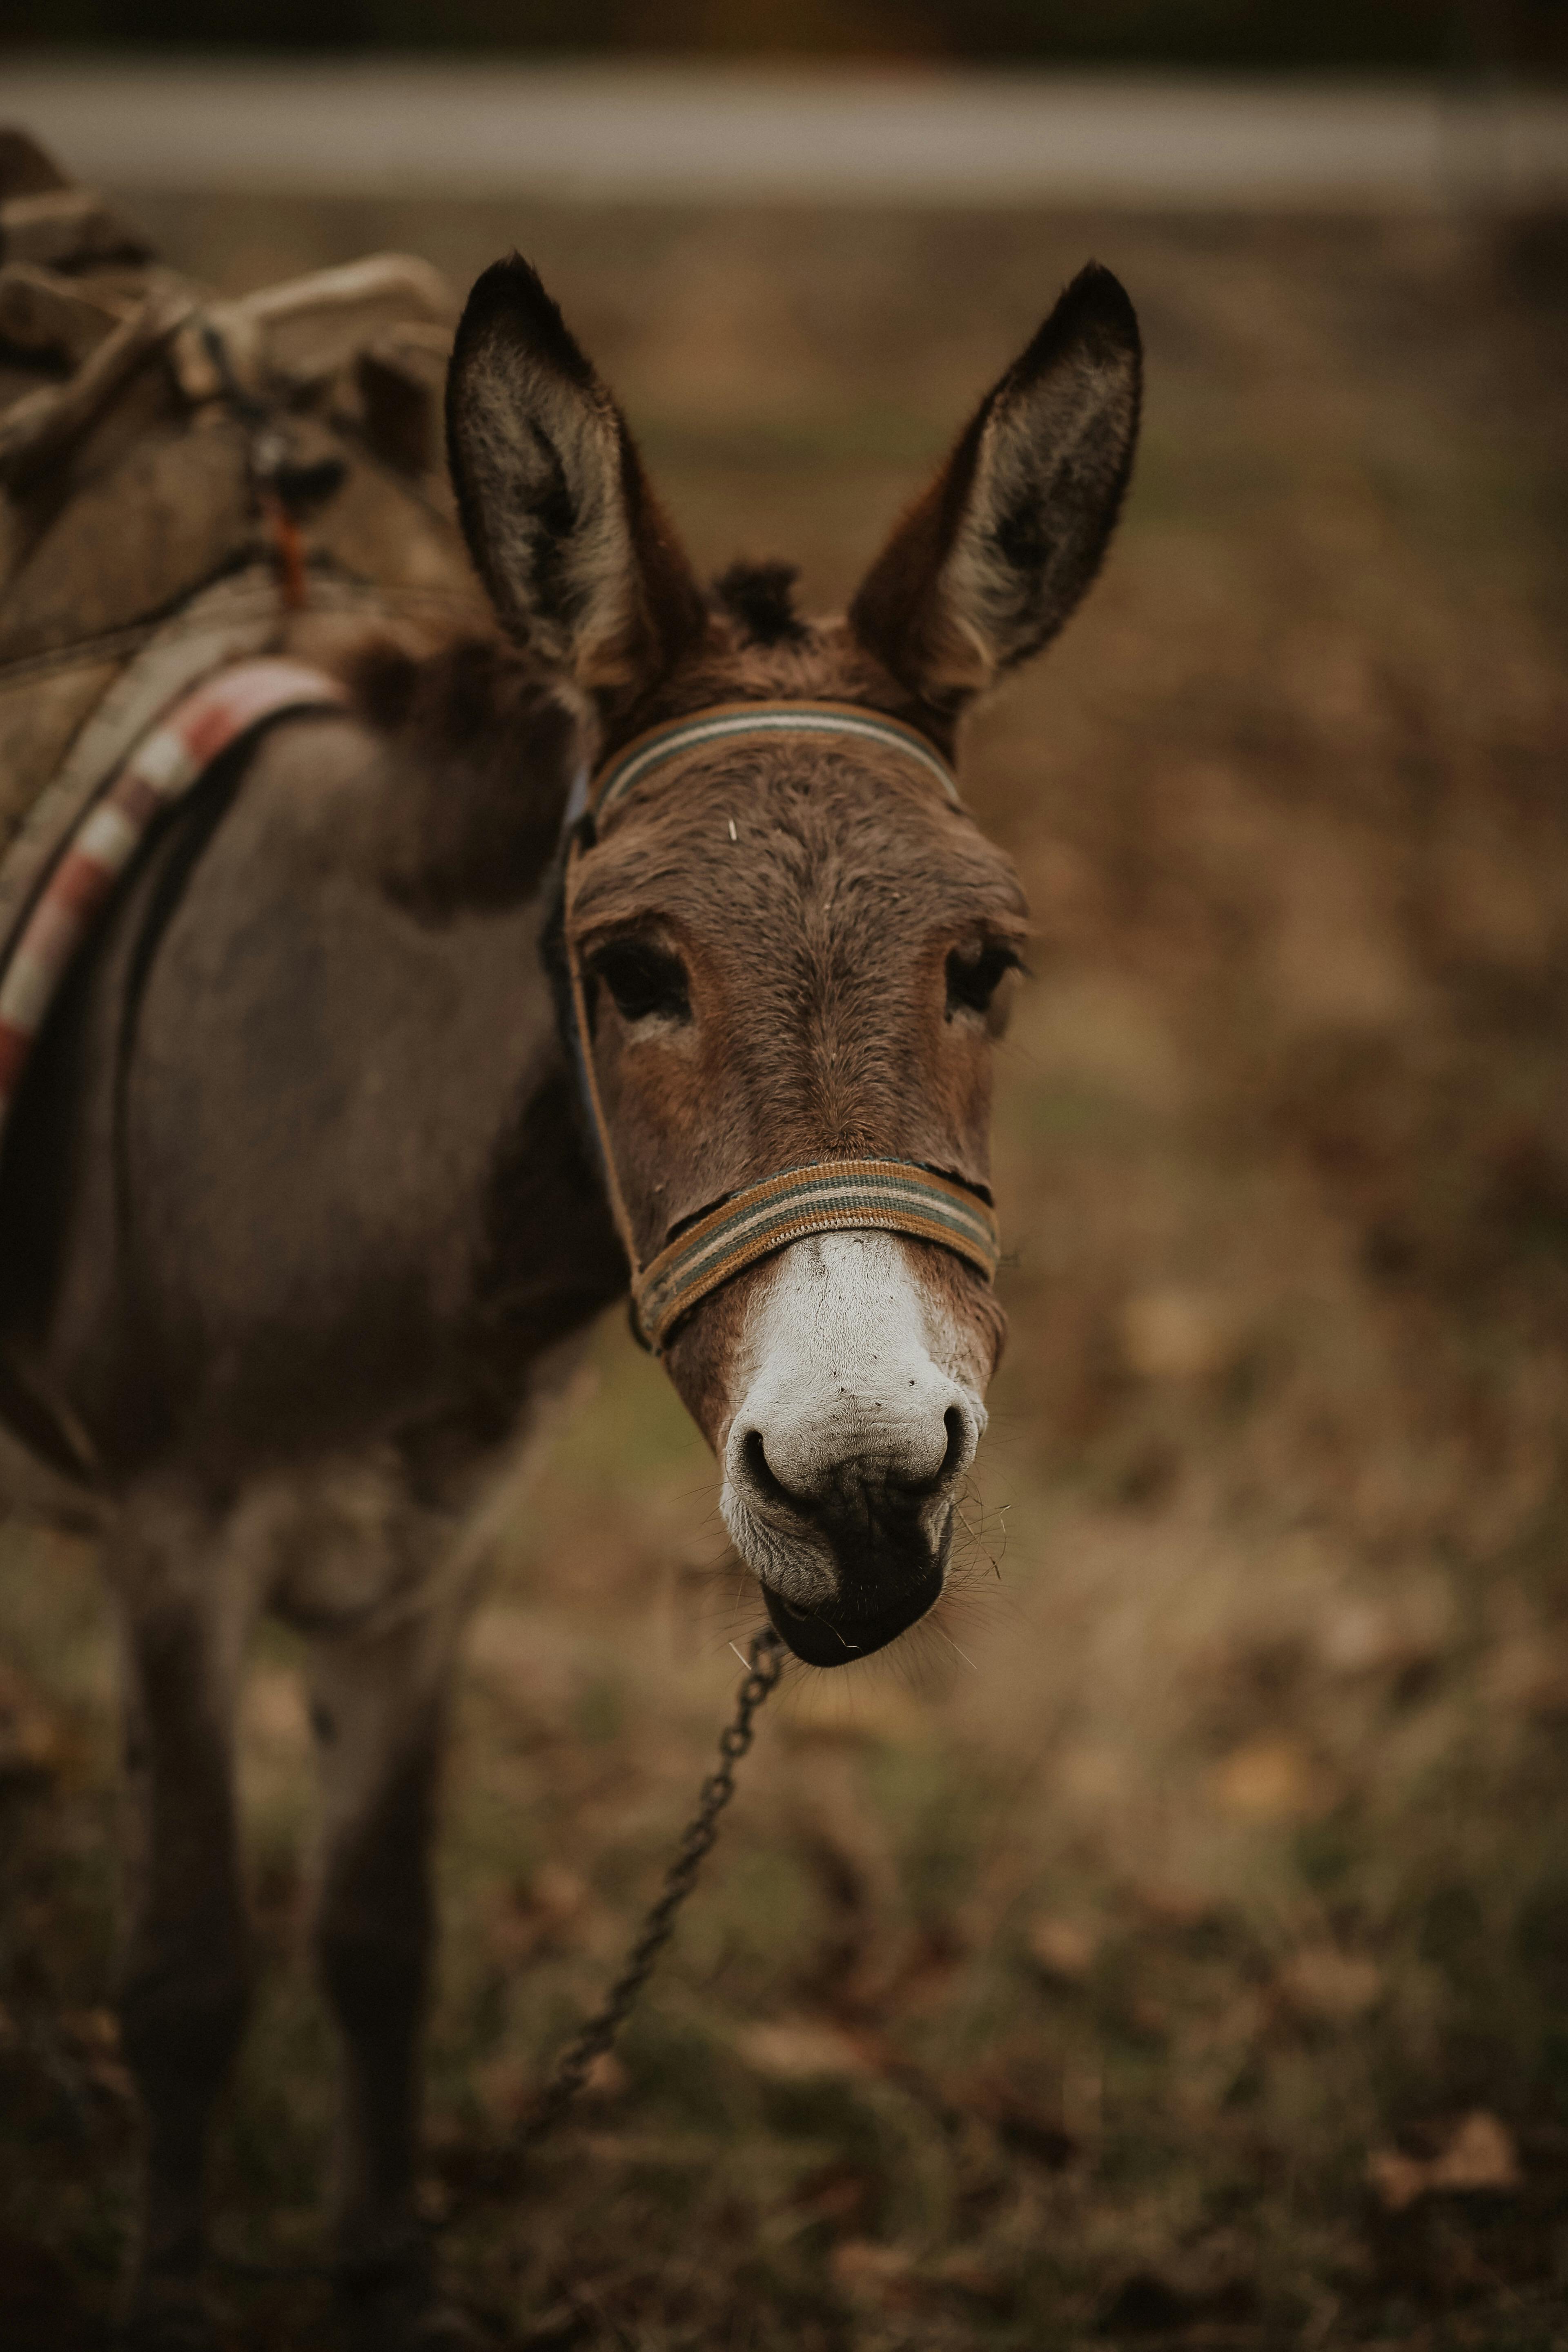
[561, 700, 1001, 1352]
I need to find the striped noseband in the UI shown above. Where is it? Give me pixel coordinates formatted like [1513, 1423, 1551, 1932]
[563, 702, 1001, 1353]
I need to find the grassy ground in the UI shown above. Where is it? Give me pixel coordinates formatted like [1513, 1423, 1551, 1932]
[3, 194, 1568, 2348]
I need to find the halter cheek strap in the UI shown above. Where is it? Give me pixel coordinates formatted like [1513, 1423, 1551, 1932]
[563, 701, 1001, 1353]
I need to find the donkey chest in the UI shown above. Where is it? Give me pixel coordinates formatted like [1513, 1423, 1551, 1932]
[235, 1327, 596, 1639]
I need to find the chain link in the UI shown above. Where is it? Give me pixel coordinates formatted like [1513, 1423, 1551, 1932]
[507, 1623, 785, 2156]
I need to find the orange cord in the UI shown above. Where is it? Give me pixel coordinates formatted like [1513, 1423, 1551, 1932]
[264, 494, 308, 612]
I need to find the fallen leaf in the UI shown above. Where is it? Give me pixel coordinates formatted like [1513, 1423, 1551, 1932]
[87, 2056, 135, 2105]
[530, 1863, 590, 1925]
[1278, 1947, 1383, 2022]
[242, 1666, 310, 1758]
[961, 2049, 1080, 2169]
[515, 2300, 591, 2352]
[1432, 2111, 1523, 2194]
[1486, 1637, 1568, 1720]
[890, 1936, 964, 2014]
[60, 2008, 119, 2054]
[1126, 1993, 1171, 2039]
[738, 2019, 876, 2080]
[1317, 1600, 1402, 1676]
[932, 2251, 1009, 2305]
[1025, 1914, 1098, 1984]
[0, 1664, 65, 1782]
[474, 2051, 537, 2126]
[1134, 1879, 1218, 1931]
[1369, 2110, 1523, 2211]
[1367, 2148, 1427, 2212]
[830, 2240, 911, 2301]
[788, 2166, 868, 2225]
[1318, 1592, 1448, 1678]
[486, 1864, 591, 1965]
[1120, 1288, 1241, 1381]
[1210, 1735, 1322, 1823]
[577, 2049, 628, 2105]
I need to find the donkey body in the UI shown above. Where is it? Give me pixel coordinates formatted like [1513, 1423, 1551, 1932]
[0, 252, 1138, 2345]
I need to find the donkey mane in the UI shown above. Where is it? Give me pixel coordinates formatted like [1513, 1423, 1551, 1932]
[337, 628, 578, 920]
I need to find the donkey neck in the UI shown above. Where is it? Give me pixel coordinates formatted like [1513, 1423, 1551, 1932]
[0, 685, 624, 1483]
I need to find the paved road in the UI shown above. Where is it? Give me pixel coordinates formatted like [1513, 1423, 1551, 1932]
[5, 59, 1567, 207]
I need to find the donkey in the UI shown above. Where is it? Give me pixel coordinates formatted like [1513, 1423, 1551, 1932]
[0, 250, 1139, 2345]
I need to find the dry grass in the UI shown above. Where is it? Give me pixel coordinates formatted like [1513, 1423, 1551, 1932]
[2, 195, 1568, 2348]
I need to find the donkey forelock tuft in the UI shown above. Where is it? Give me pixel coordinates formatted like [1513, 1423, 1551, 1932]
[711, 560, 811, 648]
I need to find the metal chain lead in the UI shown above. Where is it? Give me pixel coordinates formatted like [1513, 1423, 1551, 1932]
[510, 1624, 785, 2155]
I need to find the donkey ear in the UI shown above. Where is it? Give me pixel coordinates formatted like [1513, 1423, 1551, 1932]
[446, 255, 706, 717]
[849, 264, 1141, 713]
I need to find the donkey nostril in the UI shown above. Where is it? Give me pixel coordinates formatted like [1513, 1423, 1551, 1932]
[884, 1403, 971, 1498]
[741, 1427, 796, 1510]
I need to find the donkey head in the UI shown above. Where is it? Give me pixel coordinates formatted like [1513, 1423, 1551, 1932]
[448, 255, 1140, 1667]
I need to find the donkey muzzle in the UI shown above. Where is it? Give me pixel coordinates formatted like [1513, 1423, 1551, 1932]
[720, 1232, 984, 1668]
[727, 1434, 964, 1667]
[759, 1514, 953, 1668]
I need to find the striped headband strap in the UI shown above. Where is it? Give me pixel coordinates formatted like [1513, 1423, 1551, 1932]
[588, 700, 959, 817]
[633, 1160, 1000, 1352]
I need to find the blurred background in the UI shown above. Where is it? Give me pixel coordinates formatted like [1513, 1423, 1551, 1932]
[3, 7, 1568, 2349]
[0, 0, 1566, 70]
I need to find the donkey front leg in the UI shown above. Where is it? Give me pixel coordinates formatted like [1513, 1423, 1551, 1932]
[110, 1496, 260, 2348]
[308, 1590, 477, 2345]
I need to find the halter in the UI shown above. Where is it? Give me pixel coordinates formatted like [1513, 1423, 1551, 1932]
[592, 699, 962, 816]
[563, 701, 1001, 1353]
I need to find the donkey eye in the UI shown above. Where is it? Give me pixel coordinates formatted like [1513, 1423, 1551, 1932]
[945, 942, 1020, 1019]
[592, 938, 691, 1025]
